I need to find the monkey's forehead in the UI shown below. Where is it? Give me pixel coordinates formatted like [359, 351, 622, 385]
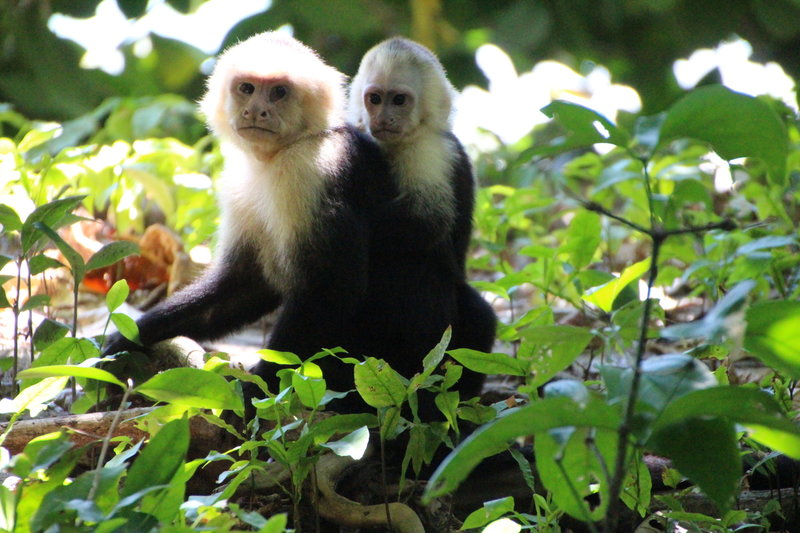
[230, 72, 292, 85]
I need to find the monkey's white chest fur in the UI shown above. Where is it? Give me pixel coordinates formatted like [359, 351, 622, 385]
[216, 135, 343, 291]
[391, 132, 457, 222]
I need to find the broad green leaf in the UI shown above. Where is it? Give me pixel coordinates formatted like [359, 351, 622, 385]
[535, 426, 617, 521]
[648, 417, 739, 512]
[424, 397, 621, 500]
[531, 101, 631, 157]
[560, 210, 601, 269]
[257, 349, 303, 366]
[461, 496, 515, 530]
[121, 417, 189, 500]
[32, 222, 85, 284]
[520, 325, 594, 387]
[319, 426, 370, 459]
[86, 240, 140, 271]
[0, 204, 22, 232]
[136, 368, 243, 410]
[2, 377, 69, 417]
[106, 279, 130, 312]
[448, 349, 526, 376]
[582, 258, 650, 312]
[20, 294, 49, 312]
[543, 379, 590, 404]
[659, 85, 788, 185]
[34, 337, 99, 367]
[662, 280, 756, 341]
[354, 358, 407, 409]
[20, 196, 85, 254]
[310, 413, 377, 444]
[291, 373, 326, 409]
[110, 312, 141, 345]
[17, 125, 60, 153]
[18, 365, 125, 388]
[651, 386, 800, 458]
[745, 300, 800, 378]
[602, 354, 717, 414]
[28, 254, 63, 275]
[260, 513, 289, 533]
[735, 235, 796, 257]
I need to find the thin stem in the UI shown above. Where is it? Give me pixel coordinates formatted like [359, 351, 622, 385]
[582, 201, 651, 235]
[603, 235, 662, 532]
[89, 382, 132, 501]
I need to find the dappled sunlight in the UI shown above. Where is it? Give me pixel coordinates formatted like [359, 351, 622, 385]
[454, 44, 641, 150]
[674, 37, 797, 111]
[48, 0, 271, 74]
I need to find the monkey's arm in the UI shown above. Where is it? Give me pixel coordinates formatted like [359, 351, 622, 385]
[104, 244, 281, 355]
[448, 134, 476, 273]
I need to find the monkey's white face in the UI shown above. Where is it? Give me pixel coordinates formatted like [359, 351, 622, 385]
[228, 75, 303, 153]
[361, 81, 420, 143]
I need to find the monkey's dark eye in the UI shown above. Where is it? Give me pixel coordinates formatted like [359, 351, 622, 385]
[368, 93, 382, 105]
[238, 82, 255, 95]
[270, 85, 288, 102]
[392, 94, 406, 105]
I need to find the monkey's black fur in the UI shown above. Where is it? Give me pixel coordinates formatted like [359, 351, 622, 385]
[105, 126, 495, 419]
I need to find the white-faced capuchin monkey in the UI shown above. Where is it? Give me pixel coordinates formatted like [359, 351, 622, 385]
[104, 31, 394, 417]
[348, 37, 497, 404]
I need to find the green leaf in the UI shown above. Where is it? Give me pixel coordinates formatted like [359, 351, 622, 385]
[32, 222, 85, 284]
[257, 349, 303, 366]
[121, 417, 189, 500]
[32, 319, 69, 351]
[744, 300, 800, 378]
[659, 85, 788, 185]
[582, 257, 650, 312]
[20, 294, 50, 312]
[110, 312, 140, 344]
[0, 204, 22, 232]
[448, 349, 526, 376]
[461, 496, 515, 530]
[20, 196, 85, 254]
[86, 240, 140, 271]
[291, 373, 326, 409]
[106, 279, 130, 312]
[560, 210, 601, 269]
[35, 337, 99, 367]
[651, 386, 800, 458]
[28, 254, 64, 275]
[319, 426, 370, 460]
[3, 377, 69, 417]
[18, 365, 126, 388]
[421, 327, 451, 377]
[354, 358, 408, 409]
[662, 280, 756, 341]
[136, 368, 243, 410]
[531, 101, 631, 157]
[648, 417, 739, 512]
[424, 397, 621, 500]
[520, 326, 594, 387]
[535, 426, 616, 521]
[602, 354, 717, 414]
[735, 235, 796, 257]
[310, 413, 377, 444]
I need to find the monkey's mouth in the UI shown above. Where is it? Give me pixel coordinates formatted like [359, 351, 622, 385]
[238, 126, 278, 134]
[371, 128, 402, 140]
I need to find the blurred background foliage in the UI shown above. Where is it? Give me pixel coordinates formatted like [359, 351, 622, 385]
[2, 0, 800, 123]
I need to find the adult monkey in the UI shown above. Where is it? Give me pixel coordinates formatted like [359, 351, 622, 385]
[348, 37, 497, 404]
[103, 31, 392, 417]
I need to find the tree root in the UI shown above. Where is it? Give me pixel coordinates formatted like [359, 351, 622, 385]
[315, 453, 425, 533]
